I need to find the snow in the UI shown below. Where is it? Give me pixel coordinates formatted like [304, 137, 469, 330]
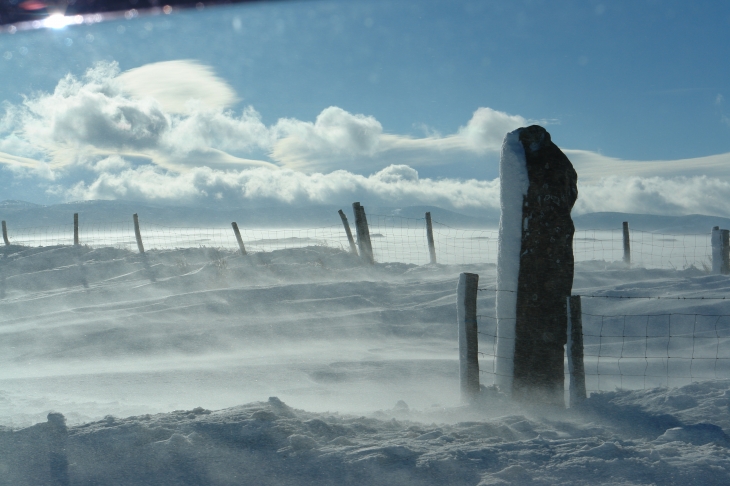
[495, 128, 529, 394]
[4, 383, 730, 484]
[2, 230, 730, 483]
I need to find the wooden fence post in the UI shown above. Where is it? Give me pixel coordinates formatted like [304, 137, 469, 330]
[425, 212, 437, 264]
[712, 226, 722, 274]
[352, 202, 374, 264]
[2, 220, 9, 246]
[722, 229, 730, 275]
[622, 221, 630, 266]
[133, 213, 145, 254]
[457, 272, 480, 402]
[231, 222, 247, 256]
[338, 209, 358, 255]
[566, 295, 586, 408]
[73, 213, 79, 247]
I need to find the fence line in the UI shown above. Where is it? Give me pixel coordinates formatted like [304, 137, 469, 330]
[478, 287, 730, 301]
[574, 229, 713, 270]
[0, 214, 721, 269]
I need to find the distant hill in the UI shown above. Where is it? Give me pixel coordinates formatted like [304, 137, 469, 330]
[2, 201, 727, 234]
[0, 200, 497, 229]
[0, 200, 41, 210]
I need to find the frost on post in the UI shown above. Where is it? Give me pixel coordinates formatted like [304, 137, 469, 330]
[495, 125, 578, 405]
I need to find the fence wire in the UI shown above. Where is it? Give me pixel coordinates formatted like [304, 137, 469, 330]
[0, 216, 718, 269]
[139, 222, 350, 253]
[581, 312, 730, 392]
[574, 229, 712, 270]
[366, 215, 431, 265]
[475, 313, 505, 387]
[431, 222, 498, 265]
[474, 290, 730, 392]
[4, 222, 137, 249]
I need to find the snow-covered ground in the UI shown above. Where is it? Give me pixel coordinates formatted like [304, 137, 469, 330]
[2, 243, 730, 484]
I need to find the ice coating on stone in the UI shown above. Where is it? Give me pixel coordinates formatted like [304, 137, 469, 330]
[494, 128, 529, 393]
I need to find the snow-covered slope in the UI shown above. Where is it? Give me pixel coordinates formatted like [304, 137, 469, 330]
[2, 243, 730, 484]
[3, 383, 730, 485]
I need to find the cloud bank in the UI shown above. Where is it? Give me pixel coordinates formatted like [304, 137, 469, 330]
[2, 60, 730, 217]
[53, 162, 730, 218]
[61, 163, 499, 210]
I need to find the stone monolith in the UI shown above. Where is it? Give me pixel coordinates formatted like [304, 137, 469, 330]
[512, 126, 577, 404]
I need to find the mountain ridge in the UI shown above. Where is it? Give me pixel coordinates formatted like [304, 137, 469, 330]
[1, 200, 728, 233]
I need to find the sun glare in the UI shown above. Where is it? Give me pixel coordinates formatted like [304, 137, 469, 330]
[42, 13, 83, 29]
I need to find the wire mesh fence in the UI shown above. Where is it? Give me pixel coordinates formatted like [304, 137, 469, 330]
[2, 221, 354, 254]
[581, 312, 730, 392]
[431, 222, 498, 266]
[0, 215, 717, 269]
[139, 222, 351, 253]
[5, 222, 137, 249]
[366, 215, 498, 265]
[574, 229, 712, 270]
[473, 289, 730, 393]
[475, 313, 504, 387]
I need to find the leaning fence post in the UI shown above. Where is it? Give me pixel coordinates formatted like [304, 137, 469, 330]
[457, 272, 480, 402]
[352, 202, 374, 264]
[231, 222, 247, 256]
[425, 212, 437, 264]
[722, 229, 730, 275]
[712, 226, 722, 274]
[73, 213, 79, 247]
[133, 213, 145, 254]
[1, 220, 9, 246]
[622, 221, 630, 266]
[566, 295, 586, 408]
[338, 209, 358, 255]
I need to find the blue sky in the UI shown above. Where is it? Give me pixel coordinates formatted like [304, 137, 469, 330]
[0, 0, 729, 215]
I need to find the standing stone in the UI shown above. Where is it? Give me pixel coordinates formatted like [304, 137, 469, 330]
[47, 412, 69, 485]
[512, 126, 578, 405]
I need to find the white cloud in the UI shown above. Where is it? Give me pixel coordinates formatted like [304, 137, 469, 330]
[267, 107, 535, 172]
[162, 105, 272, 156]
[88, 155, 131, 173]
[270, 106, 383, 170]
[457, 107, 529, 153]
[575, 175, 730, 216]
[63, 163, 499, 210]
[21, 62, 169, 157]
[1, 61, 277, 173]
[0, 61, 539, 177]
[5, 60, 730, 219]
[52, 159, 730, 219]
[565, 149, 730, 181]
[117, 60, 239, 114]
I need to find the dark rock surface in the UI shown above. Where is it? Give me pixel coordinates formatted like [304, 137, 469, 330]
[513, 125, 578, 405]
